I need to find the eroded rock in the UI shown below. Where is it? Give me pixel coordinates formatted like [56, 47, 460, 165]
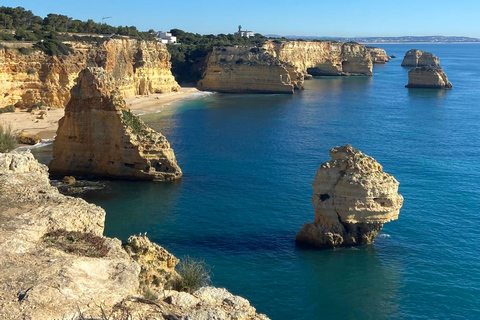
[296, 144, 403, 248]
[49, 67, 182, 181]
[406, 66, 452, 89]
[401, 49, 440, 67]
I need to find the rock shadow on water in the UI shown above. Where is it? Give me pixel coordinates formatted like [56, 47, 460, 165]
[407, 87, 449, 99]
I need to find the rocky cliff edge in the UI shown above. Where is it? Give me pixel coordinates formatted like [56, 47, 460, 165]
[0, 151, 270, 319]
[0, 39, 180, 109]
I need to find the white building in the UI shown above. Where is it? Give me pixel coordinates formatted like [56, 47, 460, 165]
[155, 31, 177, 44]
[235, 25, 254, 38]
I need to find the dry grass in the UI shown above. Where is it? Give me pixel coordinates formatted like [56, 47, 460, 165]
[0, 124, 17, 152]
[43, 229, 109, 258]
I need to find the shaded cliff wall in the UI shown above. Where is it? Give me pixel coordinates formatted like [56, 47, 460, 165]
[0, 39, 179, 109]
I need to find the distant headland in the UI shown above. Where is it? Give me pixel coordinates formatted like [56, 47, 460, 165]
[264, 35, 480, 43]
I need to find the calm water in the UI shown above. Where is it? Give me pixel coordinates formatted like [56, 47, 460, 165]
[38, 44, 480, 319]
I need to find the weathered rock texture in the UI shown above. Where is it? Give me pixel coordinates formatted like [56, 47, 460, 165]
[296, 144, 403, 248]
[0, 151, 139, 319]
[124, 235, 180, 292]
[197, 46, 297, 93]
[0, 39, 179, 109]
[49, 67, 182, 181]
[406, 66, 452, 89]
[401, 49, 440, 67]
[0, 151, 270, 320]
[198, 40, 374, 93]
[366, 47, 391, 63]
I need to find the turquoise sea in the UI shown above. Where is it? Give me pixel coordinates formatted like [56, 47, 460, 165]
[35, 43, 480, 319]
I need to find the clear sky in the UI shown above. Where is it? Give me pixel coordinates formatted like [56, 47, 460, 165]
[2, 0, 480, 38]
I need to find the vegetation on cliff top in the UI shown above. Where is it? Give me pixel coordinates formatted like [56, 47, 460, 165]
[167, 29, 269, 84]
[0, 6, 154, 56]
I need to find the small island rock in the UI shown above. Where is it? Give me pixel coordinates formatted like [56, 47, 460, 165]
[296, 144, 403, 248]
[401, 49, 440, 67]
[406, 66, 452, 89]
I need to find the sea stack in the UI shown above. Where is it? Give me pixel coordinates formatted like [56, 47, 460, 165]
[296, 144, 403, 249]
[401, 49, 440, 67]
[406, 66, 452, 89]
[49, 67, 182, 181]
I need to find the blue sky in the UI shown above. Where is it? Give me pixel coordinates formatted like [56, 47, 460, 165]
[3, 0, 480, 38]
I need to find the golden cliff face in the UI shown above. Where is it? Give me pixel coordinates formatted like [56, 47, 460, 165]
[264, 41, 373, 76]
[197, 46, 296, 94]
[0, 39, 179, 109]
[49, 67, 182, 181]
[197, 41, 373, 94]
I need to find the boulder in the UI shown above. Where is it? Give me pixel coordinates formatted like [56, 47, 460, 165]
[49, 67, 182, 181]
[16, 131, 41, 145]
[406, 66, 452, 89]
[296, 144, 403, 248]
[401, 49, 439, 67]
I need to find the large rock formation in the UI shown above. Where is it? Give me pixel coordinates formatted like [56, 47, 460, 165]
[0, 39, 179, 109]
[198, 40, 374, 93]
[49, 67, 182, 180]
[296, 144, 403, 248]
[366, 47, 391, 64]
[406, 66, 452, 89]
[197, 46, 297, 93]
[0, 151, 270, 319]
[401, 49, 440, 67]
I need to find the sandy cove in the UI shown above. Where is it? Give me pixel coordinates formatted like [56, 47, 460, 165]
[0, 87, 199, 140]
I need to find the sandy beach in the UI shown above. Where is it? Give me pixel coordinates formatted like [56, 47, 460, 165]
[0, 87, 200, 140]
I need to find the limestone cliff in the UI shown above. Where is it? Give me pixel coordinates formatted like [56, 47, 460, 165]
[263, 41, 373, 76]
[0, 151, 270, 319]
[296, 144, 403, 248]
[49, 67, 182, 181]
[198, 41, 373, 94]
[366, 47, 391, 64]
[406, 66, 452, 89]
[197, 46, 296, 93]
[0, 39, 179, 109]
[401, 49, 440, 67]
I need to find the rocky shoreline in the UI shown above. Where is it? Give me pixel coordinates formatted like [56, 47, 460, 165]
[0, 151, 270, 319]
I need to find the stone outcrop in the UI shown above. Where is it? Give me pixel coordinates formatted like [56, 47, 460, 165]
[401, 49, 440, 67]
[366, 47, 391, 63]
[197, 46, 297, 93]
[296, 144, 403, 248]
[49, 67, 182, 181]
[263, 41, 373, 77]
[0, 151, 270, 319]
[198, 40, 374, 94]
[406, 66, 452, 89]
[0, 39, 179, 109]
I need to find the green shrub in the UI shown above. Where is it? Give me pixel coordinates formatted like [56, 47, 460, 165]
[0, 124, 17, 152]
[121, 109, 147, 135]
[0, 105, 15, 113]
[169, 256, 211, 293]
[26, 68, 36, 75]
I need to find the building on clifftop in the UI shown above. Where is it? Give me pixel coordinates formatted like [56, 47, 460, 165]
[235, 25, 254, 38]
[155, 31, 177, 44]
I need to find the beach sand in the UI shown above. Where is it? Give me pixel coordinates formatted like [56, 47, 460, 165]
[0, 87, 200, 140]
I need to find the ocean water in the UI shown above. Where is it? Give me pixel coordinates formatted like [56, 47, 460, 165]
[36, 43, 480, 319]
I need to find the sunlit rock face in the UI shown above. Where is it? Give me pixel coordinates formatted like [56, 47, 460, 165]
[49, 67, 182, 181]
[296, 144, 403, 249]
[406, 66, 452, 89]
[401, 49, 440, 67]
[0, 39, 179, 109]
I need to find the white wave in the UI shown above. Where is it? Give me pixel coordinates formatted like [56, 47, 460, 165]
[377, 233, 391, 238]
[15, 138, 55, 151]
